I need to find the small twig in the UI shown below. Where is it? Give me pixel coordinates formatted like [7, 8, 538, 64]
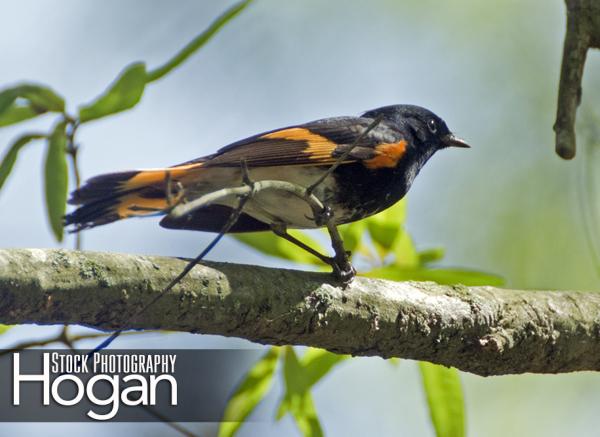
[90, 179, 256, 355]
[58, 95, 200, 437]
[5, 325, 199, 435]
[171, 179, 325, 220]
[304, 115, 383, 280]
[307, 114, 383, 194]
[164, 171, 185, 207]
[303, 115, 383, 279]
[140, 409, 199, 437]
[78, 189, 250, 435]
[63, 117, 83, 352]
[65, 118, 82, 249]
[170, 178, 358, 280]
[0, 330, 151, 357]
[240, 158, 252, 185]
[58, 325, 76, 351]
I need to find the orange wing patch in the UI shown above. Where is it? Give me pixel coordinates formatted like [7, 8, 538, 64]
[261, 128, 339, 164]
[364, 140, 407, 169]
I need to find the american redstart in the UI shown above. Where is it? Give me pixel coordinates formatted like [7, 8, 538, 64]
[65, 104, 468, 262]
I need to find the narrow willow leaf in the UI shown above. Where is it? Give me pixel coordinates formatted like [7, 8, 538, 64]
[44, 121, 69, 241]
[146, 0, 254, 82]
[419, 362, 465, 437]
[0, 104, 44, 127]
[388, 357, 401, 367]
[219, 347, 280, 437]
[364, 266, 504, 286]
[0, 84, 64, 115]
[78, 62, 147, 122]
[337, 221, 365, 254]
[365, 199, 407, 254]
[0, 89, 18, 114]
[301, 348, 347, 388]
[234, 230, 326, 266]
[419, 247, 446, 265]
[289, 392, 323, 437]
[276, 346, 303, 420]
[19, 84, 65, 112]
[0, 133, 44, 192]
[390, 230, 420, 268]
[367, 219, 401, 252]
[277, 347, 324, 437]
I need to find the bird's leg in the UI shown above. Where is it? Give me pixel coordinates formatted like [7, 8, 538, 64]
[270, 223, 335, 266]
[314, 206, 355, 284]
[327, 222, 355, 283]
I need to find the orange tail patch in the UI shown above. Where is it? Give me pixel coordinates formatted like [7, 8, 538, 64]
[65, 163, 201, 231]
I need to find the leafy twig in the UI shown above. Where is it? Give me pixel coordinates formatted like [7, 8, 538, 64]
[146, 0, 253, 83]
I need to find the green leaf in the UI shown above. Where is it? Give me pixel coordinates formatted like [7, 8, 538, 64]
[388, 357, 401, 367]
[78, 62, 147, 122]
[0, 83, 64, 115]
[364, 266, 504, 286]
[146, 0, 254, 82]
[301, 348, 347, 388]
[0, 325, 11, 335]
[18, 85, 65, 112]
[0, 104, 44, 127]
[277, 347, 323, 437]
[234, 230, 327, 266]
[219, 347, 280, 437]
[337, 221, 366, 255]
[78, 2, 251, 121]
[0, 133, 45, 192]
[278, 348, 346, 420]
[390, 229, 419, 268]
[419, 247, 446, 265]
[0, 89, 16, 114]
[289, 394, 323, 437]
[365, 199, 407, 254]
[419, 362, 465, 437]
[44, 121, 69, 241]
[276, 346, 305, 419]
[366, 216, 401, 253]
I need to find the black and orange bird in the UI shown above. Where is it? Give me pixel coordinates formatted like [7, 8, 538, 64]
[65, 104, 468, 277]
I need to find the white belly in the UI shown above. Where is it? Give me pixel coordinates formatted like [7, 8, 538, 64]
[186, 165, 345, 228]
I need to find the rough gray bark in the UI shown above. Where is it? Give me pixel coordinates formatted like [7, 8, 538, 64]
[1, 248, 600, 376]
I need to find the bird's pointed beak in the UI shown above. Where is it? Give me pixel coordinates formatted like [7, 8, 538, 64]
[442, 133, 470, 148]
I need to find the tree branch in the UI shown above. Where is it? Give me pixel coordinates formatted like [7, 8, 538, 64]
[1, 248, 599, 376]
[554, 0, 600, 159]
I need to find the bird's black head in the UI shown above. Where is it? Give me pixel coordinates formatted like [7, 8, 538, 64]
[362, 104, 470, 150]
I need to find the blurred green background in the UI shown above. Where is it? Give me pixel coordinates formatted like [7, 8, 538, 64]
[0, 0, 599, 436]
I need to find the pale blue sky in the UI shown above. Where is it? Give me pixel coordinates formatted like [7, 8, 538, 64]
[1, 1, 600, 436]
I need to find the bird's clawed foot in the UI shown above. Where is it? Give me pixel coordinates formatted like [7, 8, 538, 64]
[330, 256, 356, 284]
[271, 209, 356, 285]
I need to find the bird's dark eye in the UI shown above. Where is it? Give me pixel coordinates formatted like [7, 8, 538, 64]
[427, 119, 437, 134]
